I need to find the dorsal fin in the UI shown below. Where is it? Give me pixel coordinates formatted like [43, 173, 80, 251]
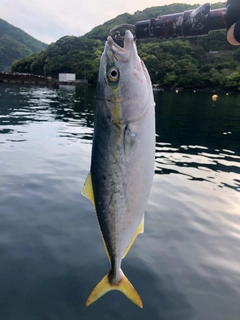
[82, 171, 96, 208]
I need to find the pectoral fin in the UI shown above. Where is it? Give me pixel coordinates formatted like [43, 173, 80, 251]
[122, 214, 145, 259]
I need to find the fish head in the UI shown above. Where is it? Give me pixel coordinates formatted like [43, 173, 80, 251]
[97, 30, 154, 124]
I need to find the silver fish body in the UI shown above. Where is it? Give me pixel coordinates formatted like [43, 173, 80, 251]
[83, 30, 155, 307]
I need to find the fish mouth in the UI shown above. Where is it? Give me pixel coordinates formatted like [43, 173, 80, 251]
[106, 30, 135, 62]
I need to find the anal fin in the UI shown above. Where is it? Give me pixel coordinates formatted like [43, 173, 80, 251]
[122, 214, 145, 259]
[139, 214, 144, 234]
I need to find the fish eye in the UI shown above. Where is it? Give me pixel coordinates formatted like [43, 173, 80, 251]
[107, 67, 119, 82]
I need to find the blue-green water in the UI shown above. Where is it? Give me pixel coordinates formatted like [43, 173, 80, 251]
[0, 83, 240, 320]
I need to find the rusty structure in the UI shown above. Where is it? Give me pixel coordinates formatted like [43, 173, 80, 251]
[0, 72, 53, 85]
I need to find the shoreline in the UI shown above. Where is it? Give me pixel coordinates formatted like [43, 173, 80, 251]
[0, 72, 238, 93]
[0, 72, 88, 87]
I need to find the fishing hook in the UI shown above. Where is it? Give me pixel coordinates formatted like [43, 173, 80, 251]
[110, 24, 136, 40]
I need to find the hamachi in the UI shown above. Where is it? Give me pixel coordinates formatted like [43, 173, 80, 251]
[82, 30, 155, 308]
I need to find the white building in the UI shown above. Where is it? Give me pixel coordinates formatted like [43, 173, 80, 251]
[58, 73, 76, 82]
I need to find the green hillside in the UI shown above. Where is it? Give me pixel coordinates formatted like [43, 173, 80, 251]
[0, 18, 47, 71]
[11, 3, 240, 91]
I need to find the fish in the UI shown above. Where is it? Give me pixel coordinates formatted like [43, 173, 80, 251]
[82, 30, 155, 308]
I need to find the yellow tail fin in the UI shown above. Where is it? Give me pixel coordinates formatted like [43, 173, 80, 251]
[86, 269, 143, 308]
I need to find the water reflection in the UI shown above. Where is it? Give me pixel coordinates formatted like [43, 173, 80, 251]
[154, 91, 240, 192]
[0, 84, 95, 144]
[155, 91, 240, 152]
[1, 85, 240, 191]
[155, 143, 240, 191]
[1, 84, 240, 319]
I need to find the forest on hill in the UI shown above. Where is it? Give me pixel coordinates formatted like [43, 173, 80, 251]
[0, 18, 47, 71]
[11, 3, 240, 91]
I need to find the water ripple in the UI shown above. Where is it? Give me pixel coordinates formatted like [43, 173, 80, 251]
[1, 85, 240, 319]
[155, 142, 240, 192]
